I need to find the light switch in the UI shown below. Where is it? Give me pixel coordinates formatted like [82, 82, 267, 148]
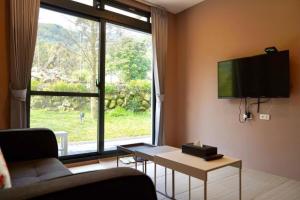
[259, 114, 271, 120]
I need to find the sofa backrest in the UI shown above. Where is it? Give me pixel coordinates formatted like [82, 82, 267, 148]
[0, 128, 58, 162]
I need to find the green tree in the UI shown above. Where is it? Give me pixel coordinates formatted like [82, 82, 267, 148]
[106, 37, 151, 82]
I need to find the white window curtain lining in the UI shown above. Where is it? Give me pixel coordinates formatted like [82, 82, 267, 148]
[151, 7, 168, 146]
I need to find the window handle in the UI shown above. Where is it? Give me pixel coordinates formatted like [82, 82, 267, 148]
[96, 79, 100, 88]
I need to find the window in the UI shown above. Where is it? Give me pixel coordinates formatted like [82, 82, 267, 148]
[29, 0, 152, 159]
[104, 5, 148, 22]
[71, 0, 94, 6]
[103, 0, 150, 22]
[71, 0, 150, 22]
[104, 23, 152, 150]
[30, 8, 100, 157]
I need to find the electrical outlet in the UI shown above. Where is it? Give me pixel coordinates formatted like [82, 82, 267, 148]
[243, 112, 252, 121]
[259, 114, 271, 120]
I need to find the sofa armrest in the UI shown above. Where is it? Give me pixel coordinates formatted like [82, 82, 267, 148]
[0, 167, 157, 200]
[0, 128, 58, 162]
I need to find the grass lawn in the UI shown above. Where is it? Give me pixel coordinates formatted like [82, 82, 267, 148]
[30, 109, 151, 142]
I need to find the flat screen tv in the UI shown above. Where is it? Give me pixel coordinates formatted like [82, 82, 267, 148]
[218, 50, 290, 98]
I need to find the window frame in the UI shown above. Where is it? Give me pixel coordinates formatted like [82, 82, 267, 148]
[102, 0, 151, 22]
[42, 0, 151, 33]
[27, 0, 154, 163]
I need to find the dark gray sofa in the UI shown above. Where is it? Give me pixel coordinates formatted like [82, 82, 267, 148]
[0, 128, 157, 200]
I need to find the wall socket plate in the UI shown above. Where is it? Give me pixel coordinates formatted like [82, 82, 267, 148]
[259, 114, 271, 120]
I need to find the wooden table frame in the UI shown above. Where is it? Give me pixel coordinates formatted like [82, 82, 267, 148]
[154, 151, 242, 200]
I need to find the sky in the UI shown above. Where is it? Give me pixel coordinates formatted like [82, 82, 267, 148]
[39, 8, 78, 30]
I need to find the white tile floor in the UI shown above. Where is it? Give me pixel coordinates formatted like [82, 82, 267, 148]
[69, 158, 300, 200]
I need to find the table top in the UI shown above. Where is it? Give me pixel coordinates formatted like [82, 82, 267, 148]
[117, 143, 155, 154]
[154, 150, 241, 178]
[135, 146, 179, 161]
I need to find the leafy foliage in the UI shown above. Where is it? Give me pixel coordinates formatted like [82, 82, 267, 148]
[31, 80, 151, 112]
[106, 37, 151, 82]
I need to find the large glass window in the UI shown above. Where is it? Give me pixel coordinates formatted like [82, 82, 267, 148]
[29, 1, 152, 159]
[104, 23, 152, 150]
[30, 8, 100, 156]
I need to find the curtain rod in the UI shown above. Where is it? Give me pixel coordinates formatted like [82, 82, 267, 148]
[134, 0, 166, 10]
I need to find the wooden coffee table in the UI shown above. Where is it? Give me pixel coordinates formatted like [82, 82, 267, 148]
[154, 150, 242, 200]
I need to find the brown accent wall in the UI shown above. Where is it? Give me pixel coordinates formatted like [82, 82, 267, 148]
[174, 0, 300, 180]
[0, 0, 10, 129]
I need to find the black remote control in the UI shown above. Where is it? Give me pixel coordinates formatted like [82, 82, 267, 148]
[204, 154, 224, 161]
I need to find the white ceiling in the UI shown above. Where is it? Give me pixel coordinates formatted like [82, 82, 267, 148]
[145, 0, 206, 14]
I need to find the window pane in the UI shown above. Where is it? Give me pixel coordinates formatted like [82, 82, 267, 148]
[72, 0, 94, 6]
[30, 96, 98, 156]
[104, 23, 152, 150]
[105, 5, 148, 22]
[32, 8, 99, 93]
[30, 8, 100, 157]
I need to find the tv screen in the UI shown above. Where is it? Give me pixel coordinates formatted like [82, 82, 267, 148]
[218, 50, 290, 98]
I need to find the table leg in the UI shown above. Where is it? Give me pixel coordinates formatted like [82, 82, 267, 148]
[239, 167, 242, 200]
[116, 150, 119, 167]
[189, 176, 191, 200]
[154, 163, 157, 188]
[135, 155, 137, 170]
[204, 180, 207, 200]
[165, 167, 167, 194]
[172, 169, 175, 199]
[63, 135, 68, 156]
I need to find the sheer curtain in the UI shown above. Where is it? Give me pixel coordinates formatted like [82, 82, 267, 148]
[10, 0, 40, 128]
[151, 7, 168, 145]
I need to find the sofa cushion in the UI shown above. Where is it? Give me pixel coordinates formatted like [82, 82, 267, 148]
[8, 158, 71, 187]
[0, 148, 11, 189]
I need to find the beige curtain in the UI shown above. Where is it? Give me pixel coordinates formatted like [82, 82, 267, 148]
[10, 0, 40, 128]
[151, 7, 168, 146]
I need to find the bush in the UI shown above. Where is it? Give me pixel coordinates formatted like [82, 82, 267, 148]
[31, 79, 151, 113]
[31, 79, 40, 91]
[31, 96, 90, 111]
[127, 80, 151, 93]
[107, 107, 129, 117]
[30, 80, 90, 111]
[125, 80, 151, 112]
[105, 80, 151, 112]
[46, 81, 88, 93]
[31, 79, 88, 93]
[105, 83, 119, 95]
